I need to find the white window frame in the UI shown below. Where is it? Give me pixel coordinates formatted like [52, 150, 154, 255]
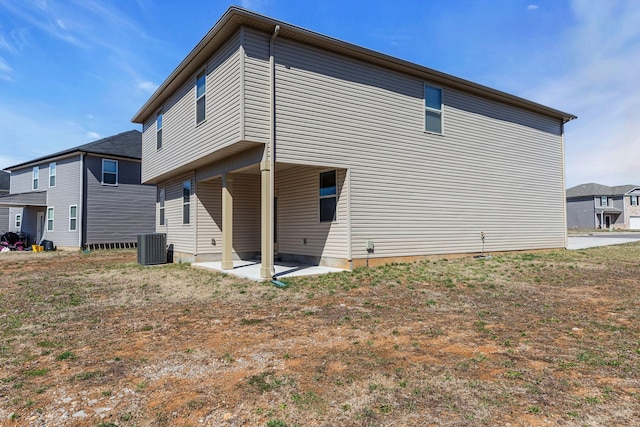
[319, 170, 337, 223]
[49, 162, 56, 187]
[102, 159, 118, 186]
[183, 180, 191, 225]
[158, 187, 166, 226]
[69, 205, 77, 231]
[631, 196, 638, 206]
[195, 70, 206, 125]
[601, 196, 608, 207]
[157, 111, 163, 150]
[47, 207, 54, 231]
[15, 214, 21, 229]
[424, 84, 444, 135]
[33, 166, 39, 190]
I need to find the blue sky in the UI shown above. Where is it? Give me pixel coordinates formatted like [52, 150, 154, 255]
[0, 0, 638, 188]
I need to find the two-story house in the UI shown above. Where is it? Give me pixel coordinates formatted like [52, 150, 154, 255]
[0, 130, 156, 249]
[566, 183, 640, 230]
[132, 7, 575, 279]
[0, 170, 9, 233]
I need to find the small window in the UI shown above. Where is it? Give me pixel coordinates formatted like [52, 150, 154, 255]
[15, 214, 21, 229]
[157, 112, 163, 150]
[424, 84, 443, 134]
[49, 162, 56, 187]
[196, 70, 206, 124]
[69, 205, 77, 231]
[47, 207, 54, 231]
[158, 187, 166, 226]
[601, 196, 608, 207]
[631, 196, 638, 206]
[319, 170, 337, 222]
[33, 166, 39, 190]
[102, 159, 118, 185]
[183, 180, 191, 224]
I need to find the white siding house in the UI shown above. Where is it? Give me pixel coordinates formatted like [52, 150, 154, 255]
[132, 7, 575, 278]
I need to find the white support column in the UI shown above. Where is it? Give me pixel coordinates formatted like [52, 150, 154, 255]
[221, 173, 234, 270]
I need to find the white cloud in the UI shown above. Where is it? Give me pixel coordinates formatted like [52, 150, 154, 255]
[0, 56, 11, 72]
[86, 131, 101, 139]
[138, 80, 158, 92]
[527, 5, 539, 11]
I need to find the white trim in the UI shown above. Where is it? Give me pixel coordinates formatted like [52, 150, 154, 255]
[182, 179, 192, 225]
[424, 83, 444, 135]
[195, 69, 207, 125]
[102, 159, 119, 186]
[32, 166, 39, 190]
[156, 110, 163, 150]
[319, 169, 338, 223]
[46, 207, 54, 232]
[14, 213, 21, 229]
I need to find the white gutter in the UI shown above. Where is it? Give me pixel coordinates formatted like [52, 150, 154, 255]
[268, 24, 280, 276]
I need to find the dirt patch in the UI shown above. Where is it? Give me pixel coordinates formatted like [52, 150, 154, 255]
[1, 245, 639, 426]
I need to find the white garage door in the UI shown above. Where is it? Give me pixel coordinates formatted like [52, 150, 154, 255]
[630, 217, 640, 230]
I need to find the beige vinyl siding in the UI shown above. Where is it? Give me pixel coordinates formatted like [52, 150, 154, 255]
[243, 27, 270, 143]
[141, 31, 243, 183]
[273, 36, 565, 260]
[196, 174, 260, 257]
[276, 166, 347, 259]
[158, 174, 195, 254]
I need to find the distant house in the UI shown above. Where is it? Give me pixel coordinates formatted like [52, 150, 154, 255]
[0, 170, 9, 233]
[132, 7, 575, 278]
[0, 131, 156, 249]
[566, 183, 640, 230]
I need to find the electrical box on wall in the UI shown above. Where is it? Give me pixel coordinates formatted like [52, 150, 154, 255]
[366, 240, 374, 253]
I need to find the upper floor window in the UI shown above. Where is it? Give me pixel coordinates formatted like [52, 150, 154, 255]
[424, 85, 443, 134]
[196, 70, 206, 124]
[631, 196, 638, 206]
[69, 205, 77, 231]
[102, 159, 118, 186]
[157, 111, 163, 150]
[15, 214, 21, 229]
[183, 180, 191, 224]
[158, 187, 166, 226]
[600, 196, 608, 207]
[319, 170, 337, 222]
[32, 166, 39, 190]
[49, 162, 56, 187]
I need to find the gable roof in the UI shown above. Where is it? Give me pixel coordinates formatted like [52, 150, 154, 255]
[4, 130, 142, 171]
[131, 6, 576, 125]
[566, 183, 640, 198]
[0, 170, 9, 191]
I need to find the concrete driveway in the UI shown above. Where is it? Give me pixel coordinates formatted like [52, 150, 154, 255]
[567, 232, 640, 250]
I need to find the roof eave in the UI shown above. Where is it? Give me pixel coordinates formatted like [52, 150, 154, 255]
[131, 6, 577, 125]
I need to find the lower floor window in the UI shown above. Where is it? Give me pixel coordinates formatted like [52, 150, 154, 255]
[69, 205, 77, 231]
[183, 180, 191, 224]
[319, 170, 337, 222]
[15, 214, 22, 228]
[47, 207, 54, 231]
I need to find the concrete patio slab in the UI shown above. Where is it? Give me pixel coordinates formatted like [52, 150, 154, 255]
[192, 260, 346, 281]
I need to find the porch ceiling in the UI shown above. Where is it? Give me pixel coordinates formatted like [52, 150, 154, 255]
[0, 191, 47, 208]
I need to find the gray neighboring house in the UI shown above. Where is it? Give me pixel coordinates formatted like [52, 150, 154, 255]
[566, 183, 640, 230]
[132, 7, 576, 278]
[0, 170, 9, 233]
[0, 130, 156, 249]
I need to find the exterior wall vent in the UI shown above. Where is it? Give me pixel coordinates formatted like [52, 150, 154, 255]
[137, 233, 167, 265]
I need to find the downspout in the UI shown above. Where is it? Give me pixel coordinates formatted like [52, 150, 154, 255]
[81, 153, 88, 248]
[269, 24, 280, 277]
[347, 169, 353, 269]
[560, 121, 567, 249]
[79, 153, 85, 248]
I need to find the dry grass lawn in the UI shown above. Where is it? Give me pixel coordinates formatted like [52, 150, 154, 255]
[0, 244, 639, 426]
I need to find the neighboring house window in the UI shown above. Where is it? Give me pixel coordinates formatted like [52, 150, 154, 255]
[631, 196, 638, 206]
[47, 207, 54, 231]
[158, 187, 166, 226]
[33, 166, 39, 190]
[196, 70, 206, 124]
[15, 214, 21, 229]
[102, 159, 118, 185]
[49, 162, 56, 187]
[601, 196, 608, 207]
[319, 170, 337, 222]
[183, 180, 191, 224]
[69, 205, 77, 231]
[424, 84, 443, 134]
[157, 111, 163, 150]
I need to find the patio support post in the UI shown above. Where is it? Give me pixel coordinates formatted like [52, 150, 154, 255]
[260, 159, 273, 278]
[221, 173, 234, 270]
